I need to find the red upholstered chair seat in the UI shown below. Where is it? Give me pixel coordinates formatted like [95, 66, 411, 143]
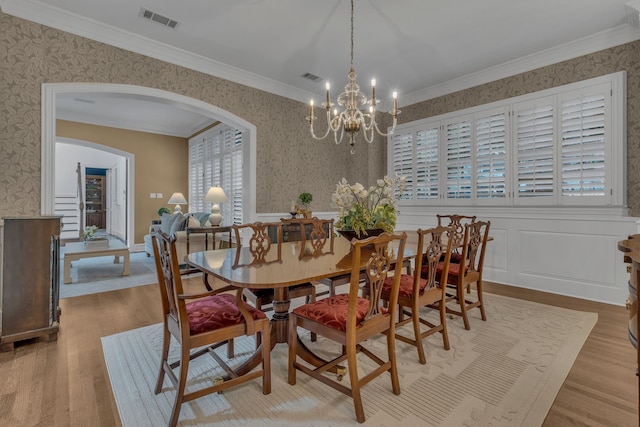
[421, 261, 464, 281]
[292, 294, 371, 332]
[382, 274, 428, 298]
[187, 293, 266, 335]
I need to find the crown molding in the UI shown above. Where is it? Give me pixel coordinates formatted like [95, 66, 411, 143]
[3, 0, 639, 108]
[402, 24, 640, 107]
[0, 0, 311, 103]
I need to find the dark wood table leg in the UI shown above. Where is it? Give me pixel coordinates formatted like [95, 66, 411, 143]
[226, 286, 337, 377]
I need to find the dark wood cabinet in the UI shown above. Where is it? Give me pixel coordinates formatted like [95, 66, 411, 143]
[85, 175, 105, 228]
[0, 216, 62, 351]
[618, 235, 640, 425]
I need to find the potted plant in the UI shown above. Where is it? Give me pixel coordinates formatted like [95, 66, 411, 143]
[298, 192, 312, 209]
[298, 192, 313, 218]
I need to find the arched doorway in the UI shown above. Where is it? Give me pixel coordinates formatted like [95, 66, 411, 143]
[41, 83, 258, 249]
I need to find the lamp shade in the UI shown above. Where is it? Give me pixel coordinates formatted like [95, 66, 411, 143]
[167, 192, 188, 213]
[204, 187, 228, 226]
[204, 187, 228, 203]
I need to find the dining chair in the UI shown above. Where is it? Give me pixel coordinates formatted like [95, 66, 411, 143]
[296, 217, 335, 258]
[435, 220, 491, 330]
[151, 231, 271, 427]
[377, 226, 454, 364]
[233, 222, 315, 312]
[436, 214, 476, 262]
[288, 232, 407, 423]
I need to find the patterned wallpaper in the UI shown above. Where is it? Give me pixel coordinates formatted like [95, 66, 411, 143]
[0, 11, 379, 220]
[1, 10, 639, 217]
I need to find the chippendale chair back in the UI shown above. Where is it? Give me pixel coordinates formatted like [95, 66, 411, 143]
[436, 214, 476, 256]
[232, 222, 315, 313]
[379, 225, 454, 364]
[442, 220, 491, 330]
[288, 232, 407, 423]
[296, 217, 334, 259]
[151, 231, 271, 427]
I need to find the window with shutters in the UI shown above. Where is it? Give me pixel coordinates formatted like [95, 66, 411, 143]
[189, 124, 244, 225]
[388, 71, 624, 208]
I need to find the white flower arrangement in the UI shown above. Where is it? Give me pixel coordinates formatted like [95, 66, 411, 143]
[331, 175, 406, 237]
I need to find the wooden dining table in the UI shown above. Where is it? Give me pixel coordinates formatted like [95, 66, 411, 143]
[185, 234, 417, 374]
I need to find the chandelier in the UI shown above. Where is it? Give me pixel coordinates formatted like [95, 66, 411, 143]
[306, 0, 400, 154]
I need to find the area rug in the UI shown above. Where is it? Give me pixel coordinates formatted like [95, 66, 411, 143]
[60, 251, 157, 298]
[102, 293, 597, 427]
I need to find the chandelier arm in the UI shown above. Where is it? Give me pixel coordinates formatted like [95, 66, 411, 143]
[309, 110, 335, 140]
[334, 127, 345, 145]
[370, 116, 399, 137]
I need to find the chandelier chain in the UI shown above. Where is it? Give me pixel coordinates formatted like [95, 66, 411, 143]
[350, 0, 354, 67]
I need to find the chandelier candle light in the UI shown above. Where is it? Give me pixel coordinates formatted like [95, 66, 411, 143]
[307, 0, 400, 154]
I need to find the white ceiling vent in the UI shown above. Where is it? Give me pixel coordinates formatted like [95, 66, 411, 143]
[139, 8, 179, 29]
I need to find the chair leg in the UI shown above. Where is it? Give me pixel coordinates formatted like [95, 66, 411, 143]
[458, 284, 471, 330]
[439, 300, 450, 350]
[411, 305, 426, 365]
[308, 291, 317, 342]
[169, 345, 191, 427]
[227, 339, 235, 359]
[260, 320, 272, 395]
[154, 324, 171, 394]
[477, 280, 487, 321]
[346, 344, 365, 423]
[387, 328, 400, 396]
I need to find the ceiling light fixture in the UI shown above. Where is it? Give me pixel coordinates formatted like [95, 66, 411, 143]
[306, 0, 399, 154]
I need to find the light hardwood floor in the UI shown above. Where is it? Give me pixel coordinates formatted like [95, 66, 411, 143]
[0, 279, 637, 426]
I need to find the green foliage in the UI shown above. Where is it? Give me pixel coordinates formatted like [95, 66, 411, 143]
[157, 206, 171, 216]
[298, 192, 313, 206]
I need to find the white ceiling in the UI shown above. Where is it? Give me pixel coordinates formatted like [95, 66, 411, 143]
[2, 0, 639, 137]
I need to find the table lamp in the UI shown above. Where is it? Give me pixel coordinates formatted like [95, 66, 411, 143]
[167, 192, 188, 213]
[204, 186, 228, 226]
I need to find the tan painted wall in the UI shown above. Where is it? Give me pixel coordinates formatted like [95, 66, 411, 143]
[57, 120, 188, 244]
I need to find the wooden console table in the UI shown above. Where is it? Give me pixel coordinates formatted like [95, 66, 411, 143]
[185, 225, 233, 254]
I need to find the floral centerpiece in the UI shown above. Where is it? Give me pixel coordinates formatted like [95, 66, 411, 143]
[331, 175, 406, 239]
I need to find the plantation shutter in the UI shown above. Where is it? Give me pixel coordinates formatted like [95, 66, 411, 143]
[475, 109, 507, 202]
[189, 124, 244, 225]
[445, 117, 473, 200]
[515, 97, 555, 202]
[560, 84, 608, 203]
[415, 126, 439, 200]
[391, 130, 414, 199]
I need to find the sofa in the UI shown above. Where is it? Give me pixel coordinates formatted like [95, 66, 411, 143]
[144, 212, 217, 263]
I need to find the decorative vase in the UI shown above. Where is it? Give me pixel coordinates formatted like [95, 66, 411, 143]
[337, 228, 385, 241]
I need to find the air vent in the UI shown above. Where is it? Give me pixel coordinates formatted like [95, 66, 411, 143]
[302, 72, 323, 82]
[139, 8, 179, 29]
